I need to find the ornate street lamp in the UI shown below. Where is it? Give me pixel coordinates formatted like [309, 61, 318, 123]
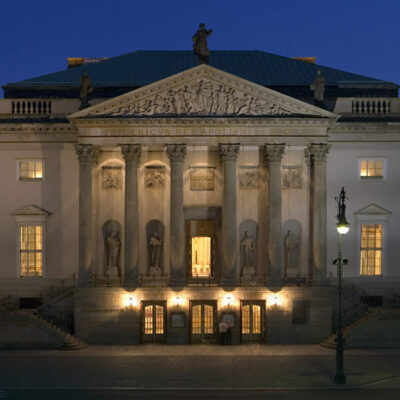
[333, 187, 350, 384]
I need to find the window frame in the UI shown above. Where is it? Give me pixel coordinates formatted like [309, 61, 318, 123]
[16, 158, 45, 182]
[359, 223, 383, 276]
[357, 158, 386, 181]
[357, 217, 387, 278]
[17, 222, 46, 278]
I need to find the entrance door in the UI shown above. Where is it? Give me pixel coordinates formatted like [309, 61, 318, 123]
[141, 301, 166, 343]
[241, 301, 265, 343]
[190, 301, 217, 343]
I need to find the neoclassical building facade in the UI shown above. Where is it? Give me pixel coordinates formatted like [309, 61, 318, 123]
[0, 50, 399, 345]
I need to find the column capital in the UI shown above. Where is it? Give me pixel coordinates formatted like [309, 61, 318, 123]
[263, 143, 285, 165]
[307, 143, 331, 162]
[166, 144, 187, 162]
[75, 144, 99, 163]
[121, 144, 141, 163]
[219, 143, 240, 162]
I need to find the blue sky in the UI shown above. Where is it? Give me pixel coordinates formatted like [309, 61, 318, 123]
[1, 0, 399, 95]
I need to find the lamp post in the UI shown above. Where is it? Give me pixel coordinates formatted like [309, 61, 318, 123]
[334, 187, 350, 384]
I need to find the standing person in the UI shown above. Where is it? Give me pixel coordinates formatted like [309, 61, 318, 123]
[226, 320, 232, 345]
[218, 320, 227, 345]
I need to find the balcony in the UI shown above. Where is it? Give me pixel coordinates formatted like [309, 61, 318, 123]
[334, 97, 400, 116]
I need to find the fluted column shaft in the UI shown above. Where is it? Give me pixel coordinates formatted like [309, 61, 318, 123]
[121, 144, 141, 284]
[166, 144, 187, 286]
[308, 143, 330, 282]
[219, 144, 240, 285]
[75, 144, 98, 285]
[263, 144, 285, 282]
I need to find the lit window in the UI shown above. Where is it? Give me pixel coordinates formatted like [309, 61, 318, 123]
[360, 224, 382, 275]
[359, 159, 384, 179]
[191, 236, 211, 277]
[17, 159, 44, 181]
[20, 225, 43, 277]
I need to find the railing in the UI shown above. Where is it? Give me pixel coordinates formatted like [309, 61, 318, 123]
[12, 100, 52, 116]
[0, 295, 19, 312]
[352, 99, 391, 114]
[334, 97, 400, 115]
[0, 98, 81, 117]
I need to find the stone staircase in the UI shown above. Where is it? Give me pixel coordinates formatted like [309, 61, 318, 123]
[29, 311, 86, 351]
[320, 308, 379, 348]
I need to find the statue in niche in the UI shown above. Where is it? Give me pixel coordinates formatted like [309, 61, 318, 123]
[192, 23, 212, 64]
[149, 232, 163, 275]
[310, 69, 326, 106]
[284, 230, 301, 271]
[79, 71, 93, 110]
[106, 231, 121, 276]
[240, 231, 256, 278]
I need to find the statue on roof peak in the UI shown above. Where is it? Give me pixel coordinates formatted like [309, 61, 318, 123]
[79, 70, 93, 110]
[192, 23, 212, 65]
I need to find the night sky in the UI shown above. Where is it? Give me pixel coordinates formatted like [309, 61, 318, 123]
[1, 0, 399, 95]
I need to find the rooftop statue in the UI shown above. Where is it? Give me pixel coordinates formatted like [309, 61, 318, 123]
[310, 69, 326, 107]
[192, 23, 212, 64]
[79, 71, 93, 110]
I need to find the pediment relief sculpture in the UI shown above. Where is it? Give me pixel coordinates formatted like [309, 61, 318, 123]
[103, 79, 292, 117]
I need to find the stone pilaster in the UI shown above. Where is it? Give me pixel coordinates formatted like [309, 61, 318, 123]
[307, 143, 330, 283]
[263, 144, 285, 282]
[219, 143, 240, 285]
[75, 144, 99, 285]
[121, 144, 141, 285]
[166, 144, 187, 286]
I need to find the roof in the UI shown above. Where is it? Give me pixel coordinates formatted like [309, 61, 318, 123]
[5, 50, 396, 89]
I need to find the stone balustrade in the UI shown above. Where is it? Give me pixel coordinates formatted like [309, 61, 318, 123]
[334, 97, 400, 115]
[0, 98, 81, 118]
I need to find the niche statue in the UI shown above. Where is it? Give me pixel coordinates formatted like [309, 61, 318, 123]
[240, 230, 256, 278]
[284, 230, 300, 272]
[149, 232, 163, 275]
[106, 231, 121, 276]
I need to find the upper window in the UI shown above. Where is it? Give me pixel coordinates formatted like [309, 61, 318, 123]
[359, 159, 385, 180]
[17, 159, 44, 182]
[360, 224, 382, 276]
[191, 236, 211, 277]
[19, 225, 43, 277]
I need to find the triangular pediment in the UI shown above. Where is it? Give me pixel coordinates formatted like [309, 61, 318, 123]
[11, 204, 52, 217]
[70, 64, 337, 119]
[354, 203, 392, 215]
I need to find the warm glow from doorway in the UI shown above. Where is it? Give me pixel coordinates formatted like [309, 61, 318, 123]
[191, 236, 211, 277]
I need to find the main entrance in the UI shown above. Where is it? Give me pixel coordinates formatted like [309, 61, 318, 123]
[141, 301, 166, 343]
[240, 301, 265, 343]
[190, 300, 217, 343]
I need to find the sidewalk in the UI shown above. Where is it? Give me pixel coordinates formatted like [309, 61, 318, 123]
[1, 344, 400, 357]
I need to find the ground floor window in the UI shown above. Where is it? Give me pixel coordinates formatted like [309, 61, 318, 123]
[360, 224, 382, 275]
[20, 225, 43, 277]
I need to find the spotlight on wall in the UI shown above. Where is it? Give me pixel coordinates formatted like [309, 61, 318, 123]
[223, 295, 234, 308]
[174, 296, 183, 307]
[124, 295, 139, 309]
[266, 293, 283, 308]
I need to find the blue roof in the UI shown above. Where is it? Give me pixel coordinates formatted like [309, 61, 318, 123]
[5, 50, 396, 88]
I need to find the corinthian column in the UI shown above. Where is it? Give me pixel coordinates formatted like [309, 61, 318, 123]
[263, 144, 285, 282]
[219, 144, 240, 286]
[121, 144, 141, 285]
[75, 144, 99, 285]
[307, 143, 330, 283]
[166, 144, 187, 286]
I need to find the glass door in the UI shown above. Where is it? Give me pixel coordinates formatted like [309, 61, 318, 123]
[142, 301, 166, 343]
[190, 301, 217, 343]
[241, 301, 264, 343]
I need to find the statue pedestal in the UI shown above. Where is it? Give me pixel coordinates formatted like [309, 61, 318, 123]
[240, 266, 256, 286]
[106, 266, 119, 277]
[148, 266, 161, 276]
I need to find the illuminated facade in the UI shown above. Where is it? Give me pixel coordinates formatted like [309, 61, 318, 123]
[0, 50, 399, 345]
